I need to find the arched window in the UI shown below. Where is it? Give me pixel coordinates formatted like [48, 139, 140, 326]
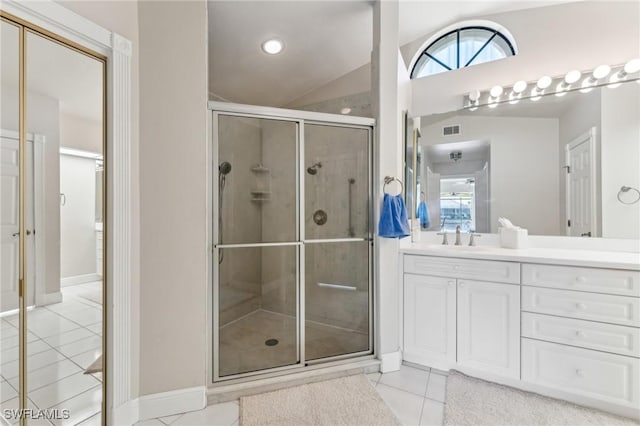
[411, 26, 516, 79]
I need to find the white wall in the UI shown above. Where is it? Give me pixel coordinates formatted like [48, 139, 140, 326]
[410, 2, 640, 116]
[601, 84, 640, 239]
[60, 113, 102, 153]
[138, 0, 208, 395]
[60, 154, 96, 278]
[422, 115, 559, 234]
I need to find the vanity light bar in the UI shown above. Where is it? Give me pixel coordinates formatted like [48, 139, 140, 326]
[464, 58, 640, 109]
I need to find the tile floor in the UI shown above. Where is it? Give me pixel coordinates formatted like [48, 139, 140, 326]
[138, 364, 446, 426]
[0, 281, 103, 426]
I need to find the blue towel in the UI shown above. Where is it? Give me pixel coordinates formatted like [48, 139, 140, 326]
[417, 201, 430, 229]
[378, 193, 410, 238]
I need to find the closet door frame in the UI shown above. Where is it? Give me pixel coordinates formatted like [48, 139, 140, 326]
[0, 2, 134, 424]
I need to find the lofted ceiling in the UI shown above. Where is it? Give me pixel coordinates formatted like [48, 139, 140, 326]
[208, 0, 577, 108]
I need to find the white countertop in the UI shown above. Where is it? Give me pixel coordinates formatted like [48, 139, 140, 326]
[400, 244, 640, 270]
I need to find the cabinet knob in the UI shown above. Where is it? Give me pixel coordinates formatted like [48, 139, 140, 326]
[575, 369, 584, 377]
[575, 330, 585, 338]
[576, 303, 586, 310]
[576, 276, 587, 283]
[459, 282, 465, 288]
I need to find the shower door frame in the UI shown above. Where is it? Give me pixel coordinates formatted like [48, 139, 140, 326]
[208, 101, 375, 383]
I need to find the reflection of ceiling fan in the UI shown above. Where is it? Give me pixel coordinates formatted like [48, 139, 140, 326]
[450, 151, 462, 161]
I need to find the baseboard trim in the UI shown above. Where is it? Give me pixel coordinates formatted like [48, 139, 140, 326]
[61, 273, 102, 287]
[114, 386, 205, 424]
[379, 351, 402, 373]
[35, 291, 62, 307]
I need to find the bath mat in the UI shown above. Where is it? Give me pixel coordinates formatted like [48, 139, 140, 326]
[444, 370, 637, 425]
[240, 374, 400, 426]
[84, 354, 102, 374]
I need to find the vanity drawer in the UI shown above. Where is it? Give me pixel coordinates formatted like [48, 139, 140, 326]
[522, 338, 640, 407]
[403, 255, 519, 284]
[522, 286, 640, 327]
[522, 312, 640, 357]
[522, 264, 640, 297]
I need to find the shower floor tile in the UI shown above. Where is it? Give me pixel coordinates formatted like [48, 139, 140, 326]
[218, 309, 369, 377]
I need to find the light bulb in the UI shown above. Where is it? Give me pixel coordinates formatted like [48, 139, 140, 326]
[608, 73, 622, 89]
[530, 87, 542, 101]
[340, 107, 352, 115]
[513, 80, 527, 94]
[508, 92, 520, 104]
[555, 81, 567, 96]
[592, 64, 611, 80]
[488, 101, 498, 109]
[564, 70, 582, 84]
[624, 58, 640, 74]
[468, 90, 481, 102]
[261, 39, 284, 55]
[580, 78, 594, 93]
[537, 76, 552, 89]
[490, 85, 503, 98]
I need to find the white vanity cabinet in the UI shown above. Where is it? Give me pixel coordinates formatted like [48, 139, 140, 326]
[402, 251, 640, 418]
[457, 279, 520, 378]
[520, 263, 640, 410]
[404, 274, 456, 366]
[403, 255, 520, 377]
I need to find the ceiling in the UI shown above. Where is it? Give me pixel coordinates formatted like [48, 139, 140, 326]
[208, 0, 577, 107]
[1, 22, 103, 122]
[426, 139, 490, 163]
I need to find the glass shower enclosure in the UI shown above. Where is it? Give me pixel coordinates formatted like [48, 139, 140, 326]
[210, 103, 373, 381]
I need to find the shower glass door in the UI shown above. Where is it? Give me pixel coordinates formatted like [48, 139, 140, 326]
[303, 124, 371, 362]
[213, 109, 372, 381]
[215, 114, 300, 378]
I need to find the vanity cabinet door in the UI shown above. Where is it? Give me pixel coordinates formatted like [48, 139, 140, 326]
[457, 279, 520, 378]
[404, 274, 456, 368]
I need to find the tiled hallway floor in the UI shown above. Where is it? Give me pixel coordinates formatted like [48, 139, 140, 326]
[0, 281, 103, 426]
[137, 365, 447, 426]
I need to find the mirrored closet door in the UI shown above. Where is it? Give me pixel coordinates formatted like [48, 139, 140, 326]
[1, 13, 106, 426]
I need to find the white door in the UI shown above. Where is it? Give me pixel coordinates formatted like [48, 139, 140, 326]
[457, 279, 520, 378]
[404, 274, 456, 368]
[566, 128, 597, 237]
[1, 134, 35, 312]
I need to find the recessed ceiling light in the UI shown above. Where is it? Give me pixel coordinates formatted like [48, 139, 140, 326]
[261, 39, 283, 55]
[340, 107, 352, 115]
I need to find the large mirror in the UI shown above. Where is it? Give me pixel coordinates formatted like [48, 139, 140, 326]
[406, 79, 640, 239]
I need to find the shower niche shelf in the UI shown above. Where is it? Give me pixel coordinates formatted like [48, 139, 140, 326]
[250, 190, 271, 202]
[250, 164, 270, 173]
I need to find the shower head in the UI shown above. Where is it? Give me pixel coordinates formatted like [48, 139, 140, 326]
[307, 162, 322, 175]
[219, 161, 232, 175]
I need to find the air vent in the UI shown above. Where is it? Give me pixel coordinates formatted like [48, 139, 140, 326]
[443, 125, 461, 136]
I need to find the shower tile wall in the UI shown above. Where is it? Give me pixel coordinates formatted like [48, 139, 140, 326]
[218, 116, 262, 325]
[260, 120, 297, 317]
[304, 125, 369, 334]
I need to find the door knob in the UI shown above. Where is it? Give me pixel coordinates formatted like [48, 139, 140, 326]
[26, 229, 32, 236]
[12, 231, 19, 237]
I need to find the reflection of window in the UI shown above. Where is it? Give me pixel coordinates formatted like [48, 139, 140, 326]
[411, 27, 516, 79]
[440, 178, 475, 232]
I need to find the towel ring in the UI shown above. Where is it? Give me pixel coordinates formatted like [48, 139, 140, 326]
[618, 186, 640, 205]
[383, 176, 403, 195]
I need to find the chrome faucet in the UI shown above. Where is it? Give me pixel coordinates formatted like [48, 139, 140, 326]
[455, 226, 462, 245]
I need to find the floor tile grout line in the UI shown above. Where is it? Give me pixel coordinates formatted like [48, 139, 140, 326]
[39, 382, 101, 412]
[376, 381, 428, 399]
